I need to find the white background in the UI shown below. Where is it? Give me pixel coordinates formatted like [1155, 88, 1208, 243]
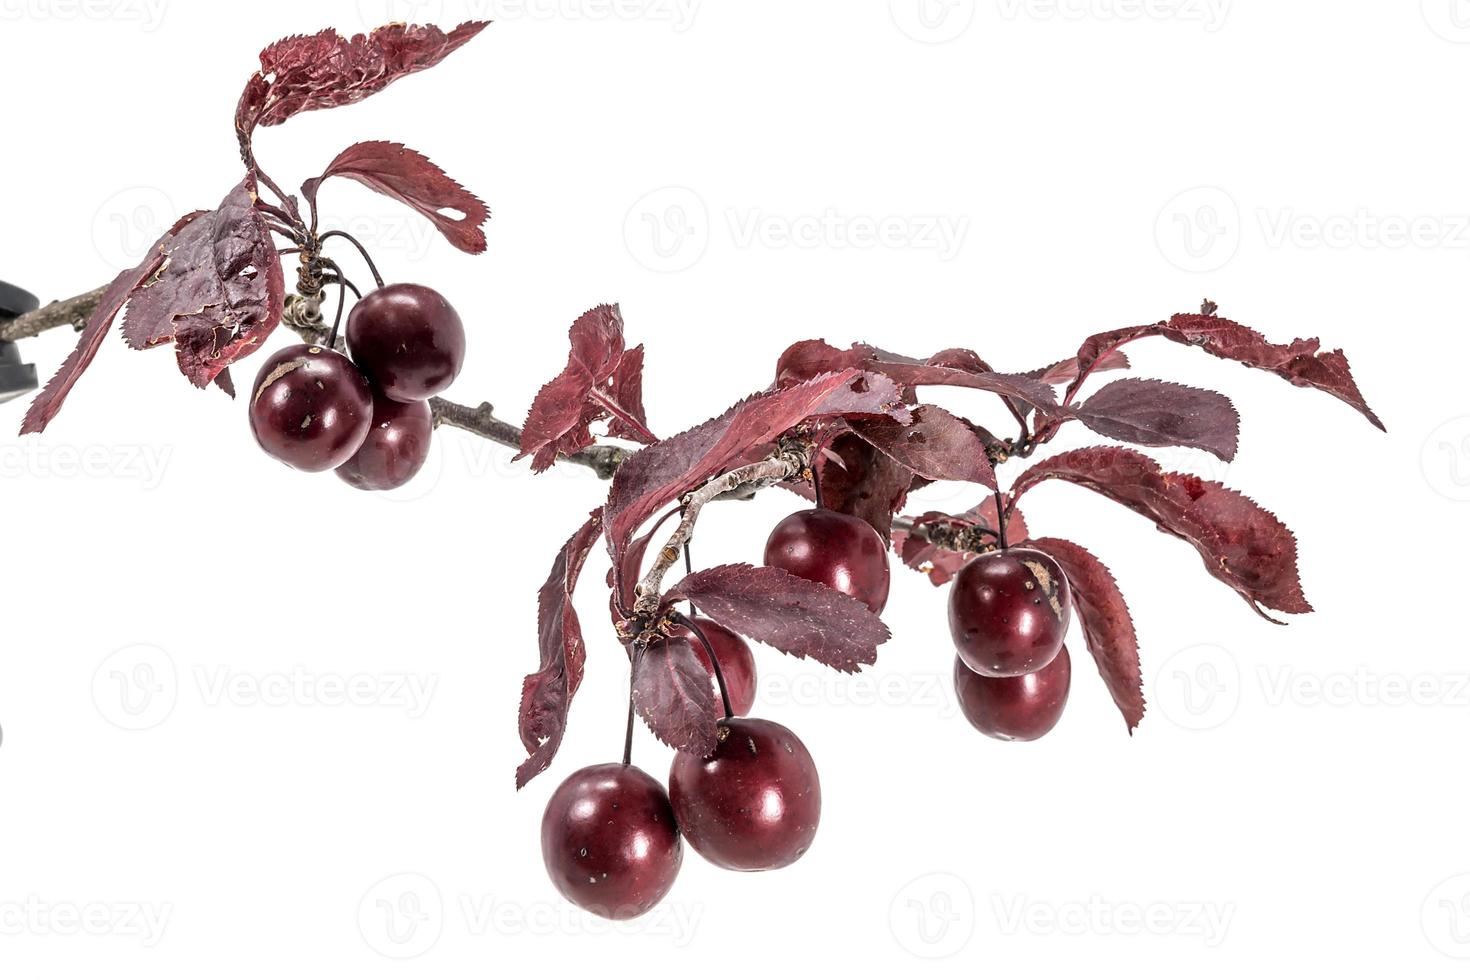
[1, 0, 1466, 975]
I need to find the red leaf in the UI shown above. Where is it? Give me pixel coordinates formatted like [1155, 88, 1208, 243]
[302, 141, 488, 254]
[20, 209, 210, 433]
[235, 22, 488, 138]
[1028, 350, 1131, 385]
[1027, 536, 1144, 732]
[518, 305, 655, 472]
[121, 177, 285, 387]
[1010, 447, 1310, 620]
[1070, 379, 1239, 461]
[604, 344, 650, 444]
[603, 369, 902, 581]
[891, 500, 1029, 586]
[1069, 313, 1383, 430]
[849, 404, 997, 488]
[776, 340, 1059, 413]
[813, 428, 917, 538]
[631, 637, 720, 756]
[516, 510, 603, 789]
[663, 563, 890, 673]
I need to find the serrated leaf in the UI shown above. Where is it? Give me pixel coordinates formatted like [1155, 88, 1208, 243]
[302, 141, 489, 254]
[1010, 447, 1310, 619]
[516, 509, 603, 789]
[604, 344, 649, 443]
[235, 22, 488, 138]
[631, 637, 719, 756]
[118, 177, 285, 388]
[1068, 313, 1383, 430]
[518, 304, 654, 472]
[603, 369, 902, 586]
[20, 209, 212, 434]
[1027, 536, 1144, 732]
[1071, 378, 1240, 461]
[662, 563, 890, 673]
[849, 404, 997, 488]
[776, 340, 1059, 413]
[1025, 350, 1131, 385]
[813, 428, 917, 538]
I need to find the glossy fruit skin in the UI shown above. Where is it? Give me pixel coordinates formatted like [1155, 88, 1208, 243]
[954, 645, 1071, 741]
[541, 763, 682, 920]
[949, 548, 1071, 677]
[335, 390, 433, 491]
[763, 508, 890, 614]
[346, 283, 465, 402]
[677, 617, 758, 716]
[248, 344, 372, 472]
[669, 717, 820, 871]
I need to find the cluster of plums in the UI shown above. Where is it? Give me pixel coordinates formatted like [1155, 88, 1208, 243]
[541, 622, 813, 920]
[247, 283, 465, 490]
[762, 506, 1075, 740]
[540, 506, 1075, 920]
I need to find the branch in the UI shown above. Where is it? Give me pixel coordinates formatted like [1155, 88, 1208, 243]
[632, 446, 810, 616]
[0, 287, 108, 342]
[891, 514, 1000, 555]
[0, 285, 632, 479]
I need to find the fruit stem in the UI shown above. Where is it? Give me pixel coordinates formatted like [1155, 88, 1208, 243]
[994, 490, 1009, 550]
[317, 230, 386, 290]
[673, 611, 734, 719]
[327, 278, 348, 350]
[622, 656, 638, 766]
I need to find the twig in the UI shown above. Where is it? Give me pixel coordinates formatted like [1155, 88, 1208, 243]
[632, 447, 810, 616]
[1, 285, 631, 480]
[892, 514, 1001, 555]
[0, 287, 108, 342]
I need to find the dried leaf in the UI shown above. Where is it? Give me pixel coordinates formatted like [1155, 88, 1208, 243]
[663, 563, 891, 673]
[302, 141, 488, 254]
[20, 210, 212, 433]
[516, 510, 603, 789]
[1027, 536, 1144, 732]
[1071, 379, 1239, 461]
[1010, 447, 1310, 620]
[121, 177, 285, 387]
[235, 22, 488, 138]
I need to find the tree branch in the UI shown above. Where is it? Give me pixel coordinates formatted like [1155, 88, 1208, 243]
[0, 287, 108, 342]
[0, 285, 632, 479]
[632, 446, 810, 616]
